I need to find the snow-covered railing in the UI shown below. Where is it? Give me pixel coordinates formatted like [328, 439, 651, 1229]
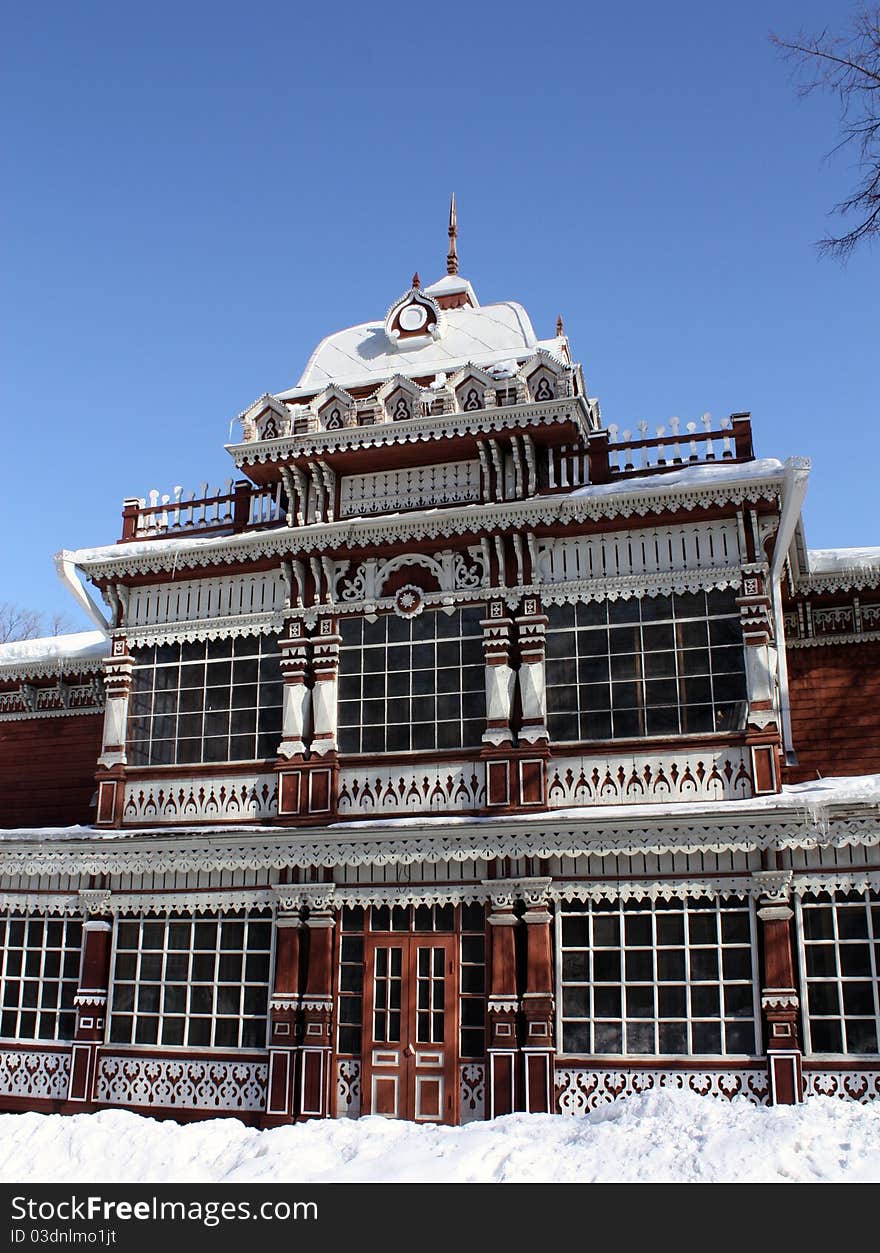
[120, 480, 285, 541]
[587, 412, 754, 485]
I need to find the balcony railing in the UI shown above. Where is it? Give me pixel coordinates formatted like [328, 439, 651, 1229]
[120, 480, 285, 542]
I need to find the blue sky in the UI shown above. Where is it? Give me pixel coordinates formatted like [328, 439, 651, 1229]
[2, 1, 878, 630]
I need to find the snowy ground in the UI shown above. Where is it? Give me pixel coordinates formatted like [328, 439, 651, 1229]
[2, 1092, 879, 1183]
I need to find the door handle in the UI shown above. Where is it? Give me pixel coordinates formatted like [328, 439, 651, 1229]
[404, 1044, 415, 1057]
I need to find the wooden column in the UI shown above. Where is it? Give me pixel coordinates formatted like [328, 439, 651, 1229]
[95, 638, 133, 827]
[520, 879, 554, 1113]
[737, 567, 782, 795]
[263, 898, 302, 1127]
[276, 621, 310, 760]
[755, 870, 803, 1104]
[481, 598, 517, 811]
[516, 598, 549, 745]
[485, 883, 519, 1117]
[276, 617, 338, 822]
[66, 891, 113, 1107]
[298, 884, 336, 1120]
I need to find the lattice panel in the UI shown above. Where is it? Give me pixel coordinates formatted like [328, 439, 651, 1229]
[460, 1063, 486, 1123]
[547, 749, 753, 808]
[804, 1070, 880, 1102]
[122, 775, 278, 824]
[555, 1065, 769, 1113]
[339, 461, 481, 518]
[95, 1056, 268, 1111]
[337, 764, 485, 815]
[0, 1048, 71, 1100]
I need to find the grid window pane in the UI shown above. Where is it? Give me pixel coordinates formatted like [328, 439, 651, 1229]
[559, 897, 758, 1056]
[108, 913, 271, 1049]
[338, 608, 484, 754]
[546, 591, 747, 743]
[127, 636, 282, 765]
[0, 916, 82, 1042]
[800, 891, 880, 1056]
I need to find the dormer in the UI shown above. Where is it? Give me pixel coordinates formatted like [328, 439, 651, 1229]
[449, 364, 498, 414]
[376, 375, 424, 423]
[312, 384, 356, 431]
[383, 278, 445, 351]
[520, 350, 572, 402]
[238, 393, 292, 442]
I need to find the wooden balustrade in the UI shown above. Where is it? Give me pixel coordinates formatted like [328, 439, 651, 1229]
[120, 480, 285, 542]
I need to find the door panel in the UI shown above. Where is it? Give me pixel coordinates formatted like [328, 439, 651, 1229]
[361, 935, 457, 1123]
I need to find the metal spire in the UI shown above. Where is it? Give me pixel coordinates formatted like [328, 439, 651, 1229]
[446, 193, 459, 275]
[556, 314, 565, 336]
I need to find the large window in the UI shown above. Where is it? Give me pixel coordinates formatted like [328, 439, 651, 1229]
[799, 891, 880, 1055]
[108, 914, 272, 1049]
[338, 607, 484, 754]
[558, 896, 759, 1056]
[0, 917, 82, 1043]
[545, 590, 747, 743]
[127, 636, 282, 766]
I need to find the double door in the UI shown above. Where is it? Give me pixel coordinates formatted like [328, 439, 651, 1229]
[361, 934, 457, 1123]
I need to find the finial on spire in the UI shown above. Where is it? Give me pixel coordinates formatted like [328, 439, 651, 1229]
[446, 193, 458, 276]
[412, 272, 421, 289]
[556, 314, 565, 337]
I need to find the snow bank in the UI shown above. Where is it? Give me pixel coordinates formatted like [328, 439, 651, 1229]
[1, 1091, 879, 1183]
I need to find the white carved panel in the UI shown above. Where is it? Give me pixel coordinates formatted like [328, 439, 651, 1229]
[0, 1048, 70, 1100]
[460, 1062, 486, 1123]
[125, 572, 286, 629]
[555, 1066, 769, 1113]
[95, 1055, 268, 1111]
[538, 521, 741, 585]
[337, 763, 485, 815]
[804, 1070, 880, 1102]
[339, 460, 481, 518]
[547, 748, 753, 808]
[336, 1059, 361, 1118]
[122, 774, 278, 824]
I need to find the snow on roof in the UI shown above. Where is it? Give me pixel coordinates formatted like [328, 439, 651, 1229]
[0, 630, 108, 676]
[807, 547, 880, 574]
[278, 297, 541, 399]
[569, 457, 787, 500]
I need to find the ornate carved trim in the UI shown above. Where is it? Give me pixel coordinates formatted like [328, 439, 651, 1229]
[95, 1055, 268, 1112]
[803, 1069, 880, 1102]
[122, 775, 278, 824]
[336, 1059, 361, 1118]
[555, 1065, 769, 1113]
[123, 613, 286, 649]
[338, 763, 485, 816]
[0, 1048, 71, 1101]
[548, 749, 753, 808]
[460, 1062, 486, 1123]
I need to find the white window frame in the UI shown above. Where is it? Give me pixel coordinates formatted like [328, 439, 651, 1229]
[796, 891, 880, 1058]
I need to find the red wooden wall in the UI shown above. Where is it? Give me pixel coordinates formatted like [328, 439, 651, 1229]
[0, 714, 102, 827]
[784, 641, 880, 784]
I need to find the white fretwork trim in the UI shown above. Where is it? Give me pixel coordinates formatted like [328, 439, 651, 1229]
[548, 749, 753, 808]
[555, 1066, 769, 1112]
[537, 521, 740, 584]
[460, 1062, 486, 1123]
[804, 1070, 880, 1102]
[74, 469, 785, 580]
[336, 1059, 361, 1118]
[338, 763, 485, 816]
[550, 877, 751, 904]
[123, 572, 286, 631]
[122, 775, 278, 824]
[787, 631, 880, 649]
[95, 1056, 268, 1111]
[0, 1048, 71, 1100]
[123, 613, 286, 649]
[339, 461, 481, 518]
[791, 870, 880, 898]
[2, 813, 879, 879]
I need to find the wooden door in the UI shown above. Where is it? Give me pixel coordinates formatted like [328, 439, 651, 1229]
[361, 934, 458, 1123]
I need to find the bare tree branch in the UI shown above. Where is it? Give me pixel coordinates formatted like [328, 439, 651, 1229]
[0, 604, 74, 644]
[771, 5, 880, 259]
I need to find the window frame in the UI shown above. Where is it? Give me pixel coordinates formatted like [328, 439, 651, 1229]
[555, 894, 763, 1059]
[796, 890, 880, 1058]
[0, 915, 83, 1045]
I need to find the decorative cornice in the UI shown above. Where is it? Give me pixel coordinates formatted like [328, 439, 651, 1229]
[228, 397, 587, 466]
[787, 630, 880, 649]
[1, 807, 878, 880]
[123, 612, 286, 648]
[73, 471, 785, 581]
